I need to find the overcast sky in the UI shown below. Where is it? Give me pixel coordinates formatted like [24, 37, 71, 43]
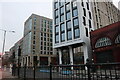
[0, 0, 120, 53]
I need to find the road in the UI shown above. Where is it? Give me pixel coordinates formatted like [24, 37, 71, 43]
[0, 68, 19, 80]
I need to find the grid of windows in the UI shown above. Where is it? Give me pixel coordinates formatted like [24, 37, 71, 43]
[40, 19, 53, 55]
[54, 0, 81, 43]
[95, 37, 112, 48]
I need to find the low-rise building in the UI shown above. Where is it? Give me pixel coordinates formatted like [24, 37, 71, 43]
[90, 21, 120, 63]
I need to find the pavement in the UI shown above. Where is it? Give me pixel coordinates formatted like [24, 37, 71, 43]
[0, 68, 19, 80]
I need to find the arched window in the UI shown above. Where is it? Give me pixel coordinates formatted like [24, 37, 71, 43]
[115, 34, 120, 44]
[95, 37, 112, 48]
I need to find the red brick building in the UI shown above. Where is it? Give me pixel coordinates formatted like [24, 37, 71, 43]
[90, 21, 120, 63]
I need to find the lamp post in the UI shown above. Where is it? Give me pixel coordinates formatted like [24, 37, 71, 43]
[0, 29, 15, 67]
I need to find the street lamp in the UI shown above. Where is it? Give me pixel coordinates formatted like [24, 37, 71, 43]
[0, 29, 15, 67]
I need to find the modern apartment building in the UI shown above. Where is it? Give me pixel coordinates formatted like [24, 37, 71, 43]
[22, 14, 56, 67]
[53, 0, 94, 65]
[91, 0, 120, 29]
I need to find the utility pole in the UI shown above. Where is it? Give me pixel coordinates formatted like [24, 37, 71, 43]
[0, 29, 15, 67]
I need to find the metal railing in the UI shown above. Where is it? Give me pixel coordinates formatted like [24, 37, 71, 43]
[13, 63, 120, 80]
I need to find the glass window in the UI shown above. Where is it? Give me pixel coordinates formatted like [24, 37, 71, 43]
[67, 31, 72, 40]
[55, 25, 59, 33]
[55, 10, 59, 17]
[85, 28, 88, 37]
[60, 7, 64, 14]
[86, 2, 89, 10]
[34, 22, 36, 25]
[72, 0, 77, 8]
[44, 47, 46, 50]
[74, 28, 80, 38]
[60, 23, 65, 32]
[55, 34, 59, 43]
[81, 2, 84, 7]
[59, 1, 64, 6]
[83, 8, 86, 16]
[44, 38, 46, 41]
[66, 21, 71, 29]
[66, 11, 71, 20]
[34, 17, 36, 21]
[50, 34, 52, 37]
[73, 18, 79, 27]
[54, 2, 58, 9]
[66, 3, 70, 11]
[41, 33, 43, 36]
[95, 37, 112, 48]
[89, 20, 91, 28]
[60, 14, 64, 22]
[73, 8, 78, 17]
[33, 45, 35, 49]
[89, 11, 92, 19]
[33, 36, 35, 39]
[33, 41, 35, 44]
[44, 33, 46, 37]
[83, 17, 86, 26]
[55, 17, 59, 25]
[44, 42, 46, 45]
[115, 34, 120, 44]
[61, 33, 65, 41]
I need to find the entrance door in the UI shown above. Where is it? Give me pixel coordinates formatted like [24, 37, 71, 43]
[62, 49, 70, 65]
[96, 50, 114, 63]
[40, 57, 48, 65]
[33, 56, 38, 66]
